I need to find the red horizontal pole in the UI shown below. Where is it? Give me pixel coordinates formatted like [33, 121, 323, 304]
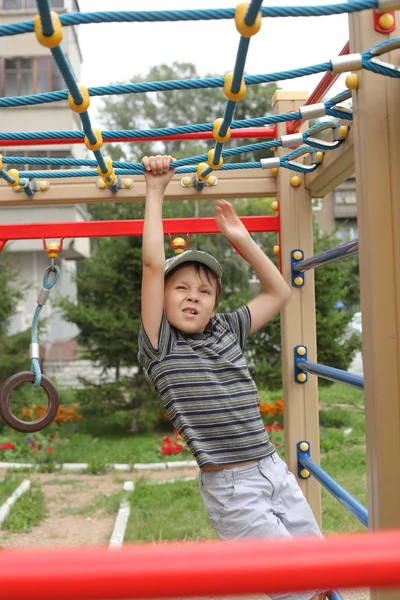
[1, 531, 400, 600]
[0, 216, 280, 242]
[0, 126, 276, 148]
[287, 41, 350, 135]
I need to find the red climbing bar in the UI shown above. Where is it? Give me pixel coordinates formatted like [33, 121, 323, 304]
[287, 41, 350, 134]
[0, 530, 400, 599]
[0, 216, 280, 241]
[0, 126, 277, 147]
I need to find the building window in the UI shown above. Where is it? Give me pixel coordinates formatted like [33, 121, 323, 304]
[3, 57, 64, 96]
[0, 150, 75, 171]
[334, 190, 357, 205]
[1, 0, 64, 8]
[337, 222, 358, 242]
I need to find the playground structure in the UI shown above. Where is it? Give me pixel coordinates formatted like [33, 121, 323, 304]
[0, 1, 400, 598]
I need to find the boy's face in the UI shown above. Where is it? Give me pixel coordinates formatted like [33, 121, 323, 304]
[164, 265, 217, 334]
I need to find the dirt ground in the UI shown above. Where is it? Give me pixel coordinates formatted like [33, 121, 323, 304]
[0, 466, 369, 600]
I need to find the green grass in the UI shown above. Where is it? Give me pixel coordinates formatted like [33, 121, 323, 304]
[0, 474, 24, 505]
[321, 446, 367, 533]
[1, 481, 47, 533]
[124, 478, 217, 542]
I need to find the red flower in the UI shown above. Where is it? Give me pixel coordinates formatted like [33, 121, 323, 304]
[46, 447, 53, 453]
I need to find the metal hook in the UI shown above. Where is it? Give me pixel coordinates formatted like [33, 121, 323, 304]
[368, 39, 400, 74]
[282, 146, 319, 173]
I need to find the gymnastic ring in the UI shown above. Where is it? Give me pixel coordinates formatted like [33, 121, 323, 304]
[0, 371, 59, 433]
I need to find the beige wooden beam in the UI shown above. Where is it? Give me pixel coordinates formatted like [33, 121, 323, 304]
[0, 169, 276, 207]
[273, 90, 322, 527]
[349, 5, 400, 568]
[305, 127, 355, 198]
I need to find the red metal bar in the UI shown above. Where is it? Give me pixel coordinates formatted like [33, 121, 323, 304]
[286, 41, 350, 135]
[0, 216, 280, 242]
[0, 126, 277, 148]
[1, 531, 400, 600]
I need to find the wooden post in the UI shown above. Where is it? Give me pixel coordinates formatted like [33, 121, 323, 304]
[273, 91, 322, 526]
[348, 7, 400, 597]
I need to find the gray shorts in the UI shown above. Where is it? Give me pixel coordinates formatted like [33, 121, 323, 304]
[199, 452, 323, 600]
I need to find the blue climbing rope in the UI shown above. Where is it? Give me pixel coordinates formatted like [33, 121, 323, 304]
[31, 265, 61, 387]
[0, 2, 379, 38]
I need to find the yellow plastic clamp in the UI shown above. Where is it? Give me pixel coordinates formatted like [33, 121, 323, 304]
[34, 11, 63, 48]
[213, 118, 231, 143]
[85, 128, 103, 151]
[224, 72, 246, 102]
[97, 157, 114, 179]
[105, 172, 117, 186]
[46, 242, 60, 259]
[197, 162, 211, 181]
[68, 84, 90, 114]
[7, 169, 20, 188]
[207, 149, 223, 170]
[234, 3, 262, 37]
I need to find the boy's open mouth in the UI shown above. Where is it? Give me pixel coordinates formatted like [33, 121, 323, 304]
[183, 307, 198, 315]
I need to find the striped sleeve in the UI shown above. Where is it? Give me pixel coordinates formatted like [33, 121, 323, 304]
[217, 305, 252, 351]
[138, 312, 173, 362]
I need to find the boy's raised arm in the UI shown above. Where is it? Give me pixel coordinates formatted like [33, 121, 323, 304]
[141, 155, 175, 349]
[214, 200, 291, 334]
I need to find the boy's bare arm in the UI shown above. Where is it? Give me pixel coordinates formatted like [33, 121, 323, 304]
[214, 200, 291, 334]
[141, 155, 175, 349]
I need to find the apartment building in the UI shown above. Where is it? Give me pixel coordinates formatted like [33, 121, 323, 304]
[0, 0, 89, 360]
[313, 176, 358, 241]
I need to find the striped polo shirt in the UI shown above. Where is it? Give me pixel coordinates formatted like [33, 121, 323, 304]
[138, 305, 275, 468]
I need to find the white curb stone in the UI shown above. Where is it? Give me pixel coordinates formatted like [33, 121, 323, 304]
[0, 479, 31, 527]
[108, 481, 135, 550]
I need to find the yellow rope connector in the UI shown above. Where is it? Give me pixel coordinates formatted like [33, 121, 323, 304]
[85, 128, 103, 151]
[224, 72, 246, 102]
[213, 118, 231, 143]
[345, 73, 359, 90]
[197, 163, 211, 181]
[46, 242, 60, 259]
[234, 3, 262, 37]
[6, 169, 20, 188]
[68, 84, 90, 113]
[172, 237, 186, 255]
[105, 172, 117, 186]
[207, 149, 223, 170]
[97, 157, 113, 179]
[34, 11, 63, 48]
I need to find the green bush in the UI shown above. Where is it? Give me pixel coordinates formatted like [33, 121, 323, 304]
[319, 408, 358, 429]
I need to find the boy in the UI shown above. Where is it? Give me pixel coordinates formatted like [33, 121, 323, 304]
[138, 155, 322, 600]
